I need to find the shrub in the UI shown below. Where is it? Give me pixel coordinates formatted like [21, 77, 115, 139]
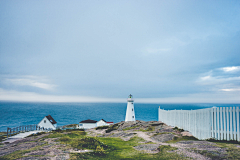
[59, 136, 71, 145]
[71, 137, 109, 150]
[66, 128, 84, 132]
[106, 124, 118, 133]
[96, 126, 109, 130]
[173, 127, 184, 132]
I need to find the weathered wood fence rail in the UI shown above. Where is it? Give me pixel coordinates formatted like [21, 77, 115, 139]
[158, 106, 240, 141]
[6, 125, 51, 138]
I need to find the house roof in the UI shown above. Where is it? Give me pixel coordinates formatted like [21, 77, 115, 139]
[80, 119, 97, 123]
[107, 122, 113, 123]
[46, 115, 57, 124]
[100, 119, 106, 122]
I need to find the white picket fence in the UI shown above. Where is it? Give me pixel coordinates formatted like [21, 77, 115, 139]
[158, 106, 240, 141]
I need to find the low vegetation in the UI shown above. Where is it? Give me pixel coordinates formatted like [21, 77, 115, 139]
[166, 136, 199, 143]
[96, 125, 109, 130]
[122, 126, 139, 131]
[63, 124, 78, 128]
[0, 132, 7, 142]
[105, 124, 119, 133]
[2, 121, 240, 160]
[173, 126, 184, 132]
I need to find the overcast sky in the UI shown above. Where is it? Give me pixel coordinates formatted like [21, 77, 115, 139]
[0, 0, 240, 103]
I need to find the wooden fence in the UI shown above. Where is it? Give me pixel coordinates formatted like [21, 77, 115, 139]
[6, 124, 51, 138]
[158, 106, 240, 141]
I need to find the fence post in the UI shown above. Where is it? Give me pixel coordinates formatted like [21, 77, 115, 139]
[220, 107, 223, 140]
[230, 107, 233, 140]
[233, 107, 236, 140]
[223, 107, 226, 140]
[237, 106, 239, 141]
[7, 127, 9, 138]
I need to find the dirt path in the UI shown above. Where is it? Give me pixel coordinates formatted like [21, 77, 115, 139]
[131, 131, 210, 160]
[132, 131, 165, 144]
[3, 131, 46, 143]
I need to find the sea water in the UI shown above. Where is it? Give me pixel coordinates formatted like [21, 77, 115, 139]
[0, 102, 239, 132]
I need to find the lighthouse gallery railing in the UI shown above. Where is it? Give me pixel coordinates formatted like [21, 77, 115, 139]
[158, 107, 240, 141]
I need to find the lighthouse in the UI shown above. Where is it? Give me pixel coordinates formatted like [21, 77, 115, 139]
[125, 94, 136, 122]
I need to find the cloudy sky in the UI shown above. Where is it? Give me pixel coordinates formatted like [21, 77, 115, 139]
[0, 1, 240, 103]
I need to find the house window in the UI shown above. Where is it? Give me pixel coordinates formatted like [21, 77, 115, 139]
[132, 103, 133, 104]
[132, 109, 133, 111]
[44, 120, 46, 123]
[132, 116, 134, 118]
[79, 124, 83, 126]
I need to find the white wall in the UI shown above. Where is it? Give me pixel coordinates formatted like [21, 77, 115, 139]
[38, 117, 56, 130]
[96, 120, 108, 127]
[125, 99, 135, 121]
[158, 106, 240, 141]
[79, 123, 96, 129]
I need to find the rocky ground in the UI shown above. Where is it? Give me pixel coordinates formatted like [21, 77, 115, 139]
[1, 121, 240, 160]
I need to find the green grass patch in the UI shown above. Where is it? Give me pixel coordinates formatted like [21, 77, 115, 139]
[0, 134, 7, 142]
[63, 124, 78, 128]
[166, 136, 198, 143]
[153, 132, 176, 136]
[139, 126, 155, 132]
[204, 140, 240, 159]
[27, 132, 46, 137]
[1, 141, 47, 160]
[206, 138, 240, 145]
[123, 126, 139, 131]
[105, 124, 119, 133]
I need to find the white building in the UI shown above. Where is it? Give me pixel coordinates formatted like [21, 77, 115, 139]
[96, 119, 109, 126]
[38, 115, 57, 130]
[125, 94, 136, 122]
[79, 119, 113, 129]
[79, 119, 97, 129]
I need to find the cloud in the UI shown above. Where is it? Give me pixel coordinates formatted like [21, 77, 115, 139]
[0, 88, 124, 102]
[221, 66, 240, 72]
[2, 75, 56, 91]
[0, 88, 239, 103]
[197, 66, 240, 92]
[220, 88, 240, 92]
[200, 75, 212, 81]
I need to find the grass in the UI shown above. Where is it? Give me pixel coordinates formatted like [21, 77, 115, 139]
[0, 134, 7, 142]
[69, 135, 183, 160]
[166, 136, 198, 143]
[27, 131, 46, 137]
[63, 124, 78, 128]
[122, 126, 139, 131]
[153, 132, 176, 136]
[1, 141, 47, 160]
[206, 138, 240, 145]
[204, 140, 240, 159]
[105, 124, 119, 133]
[139, 126, 155, 132]
[7, 126, 240, 160]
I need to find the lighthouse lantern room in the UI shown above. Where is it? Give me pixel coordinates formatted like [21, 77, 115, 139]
[125, 94, 136, 122]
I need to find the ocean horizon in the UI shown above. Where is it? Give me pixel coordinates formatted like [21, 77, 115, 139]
[1, 101, 239, 132]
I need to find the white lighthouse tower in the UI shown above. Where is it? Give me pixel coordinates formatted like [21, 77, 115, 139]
[125, 94, 136, 122]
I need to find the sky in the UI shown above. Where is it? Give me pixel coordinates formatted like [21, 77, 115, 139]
[0, 0, 240, 103]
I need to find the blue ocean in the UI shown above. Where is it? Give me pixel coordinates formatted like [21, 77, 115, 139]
[0, 102, 239, 132]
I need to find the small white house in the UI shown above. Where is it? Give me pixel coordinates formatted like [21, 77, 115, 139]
[38, 115, 57, 130]
[96, 119, 108, 127]
[79, 119, 113, 129]
[79, 119, 97, 129]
